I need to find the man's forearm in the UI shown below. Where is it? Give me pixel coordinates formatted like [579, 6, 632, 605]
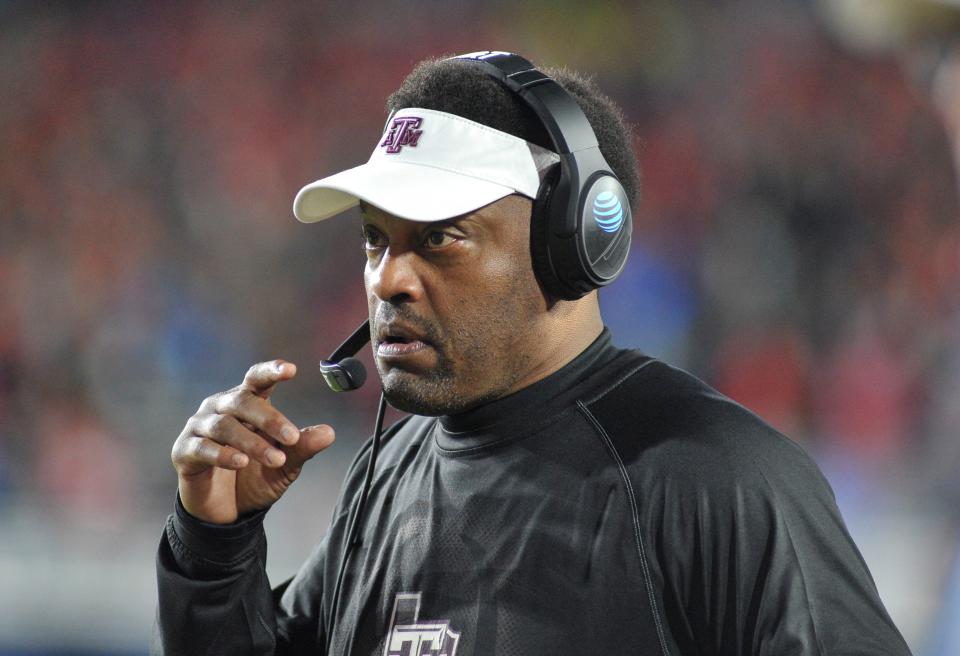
[153, 499, 277, 656]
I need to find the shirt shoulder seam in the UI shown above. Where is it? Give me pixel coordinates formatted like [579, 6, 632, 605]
[576, 399, 672, 656]
[581, 356, 658, 406]
[753, 464, 827, 655]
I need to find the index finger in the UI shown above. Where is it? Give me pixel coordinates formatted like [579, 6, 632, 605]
[241, 360, 297, 397]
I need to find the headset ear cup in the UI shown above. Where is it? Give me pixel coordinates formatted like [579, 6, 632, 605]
[530, 166, 565, 299]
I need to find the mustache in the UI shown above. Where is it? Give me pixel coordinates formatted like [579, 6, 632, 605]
[372, 303, 443, 346]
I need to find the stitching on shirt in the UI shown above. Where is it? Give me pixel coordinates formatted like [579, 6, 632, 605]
[255, 609, 277, 647]
[581, 357, 657, 406]
[577, 400, 671, 656]
[166, 515, 262, 569]
[754, 465, 826, 656]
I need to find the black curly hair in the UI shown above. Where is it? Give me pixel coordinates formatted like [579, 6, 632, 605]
[386, 57, 640, 211]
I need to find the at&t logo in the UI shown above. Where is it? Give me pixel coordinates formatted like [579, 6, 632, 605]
[592, 190, 624, 233]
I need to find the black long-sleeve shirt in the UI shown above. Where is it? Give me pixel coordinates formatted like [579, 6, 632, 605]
[154, 330, 912, 655]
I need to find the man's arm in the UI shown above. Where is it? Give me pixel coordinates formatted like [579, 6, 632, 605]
[153, 500, 278, 655]
[589, 360, 912, 654]
[153, 359, 336, 655]
[654, 420, 913, 655]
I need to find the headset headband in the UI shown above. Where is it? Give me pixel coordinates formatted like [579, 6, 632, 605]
[451, 52, 599, 155]
[452, 51, 632, 299]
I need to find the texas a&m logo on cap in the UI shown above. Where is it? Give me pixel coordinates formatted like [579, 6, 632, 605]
[381, 116, 423, 154]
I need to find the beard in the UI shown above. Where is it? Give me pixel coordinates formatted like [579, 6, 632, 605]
[379, 355, 510, 416]
[371, 303, 526, 417]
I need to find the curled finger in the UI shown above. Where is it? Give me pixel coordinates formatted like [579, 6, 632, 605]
[196, 413, 287, 468]
[213, 391, 300, 447]
[178, 435, 249, 471]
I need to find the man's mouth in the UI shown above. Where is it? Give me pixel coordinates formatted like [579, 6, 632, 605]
[377, 338, 428, 357]
[376, 323, 433, 359]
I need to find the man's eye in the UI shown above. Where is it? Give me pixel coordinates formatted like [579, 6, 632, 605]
[362, 226, 385, 249]
[424, 231, 455, 248]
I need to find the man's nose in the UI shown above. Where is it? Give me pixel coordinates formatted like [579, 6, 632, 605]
[367, 249, 423, 304]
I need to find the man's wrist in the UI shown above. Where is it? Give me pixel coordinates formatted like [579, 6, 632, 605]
[171, 493, 268, 565]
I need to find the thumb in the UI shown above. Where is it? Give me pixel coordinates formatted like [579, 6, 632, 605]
[284, 424, 336, 470]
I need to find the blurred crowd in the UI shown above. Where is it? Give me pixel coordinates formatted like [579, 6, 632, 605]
[1, 0, 959, 652]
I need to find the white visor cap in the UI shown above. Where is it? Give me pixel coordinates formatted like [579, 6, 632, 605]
[293, 108, 560, 223]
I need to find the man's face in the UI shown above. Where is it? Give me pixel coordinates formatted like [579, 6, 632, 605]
[361, 195, 548, 415]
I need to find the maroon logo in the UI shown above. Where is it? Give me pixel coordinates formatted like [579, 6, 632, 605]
[381, 116, 423, 154]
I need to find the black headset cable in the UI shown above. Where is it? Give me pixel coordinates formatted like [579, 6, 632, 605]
[325, 388, 387, 653]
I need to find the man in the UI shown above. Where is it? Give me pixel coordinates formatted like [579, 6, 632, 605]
[154, 53, 911, 655]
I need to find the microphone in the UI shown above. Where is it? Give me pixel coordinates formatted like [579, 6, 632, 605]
[319, 318, 386, 643]
[319, 320, 371, 391]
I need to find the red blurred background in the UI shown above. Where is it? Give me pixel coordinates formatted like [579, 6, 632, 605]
[1, 1, 959, 653]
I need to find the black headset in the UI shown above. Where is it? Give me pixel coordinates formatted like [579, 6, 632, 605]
[316, 51, 631, 650]
[452, 50, 633, 301]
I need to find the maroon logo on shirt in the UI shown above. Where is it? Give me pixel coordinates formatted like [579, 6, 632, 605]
[381, 116, 423, 154]
[383, 592, 460, 656]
